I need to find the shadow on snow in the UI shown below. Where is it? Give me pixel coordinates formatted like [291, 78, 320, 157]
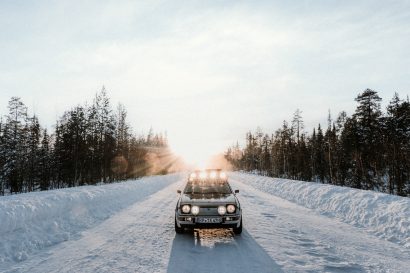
[167, 229, 283, 273]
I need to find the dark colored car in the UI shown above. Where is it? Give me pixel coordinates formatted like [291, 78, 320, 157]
[174, 169, 242, 235]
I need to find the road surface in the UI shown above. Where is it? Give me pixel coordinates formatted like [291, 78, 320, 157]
[4, 176, 409, 273]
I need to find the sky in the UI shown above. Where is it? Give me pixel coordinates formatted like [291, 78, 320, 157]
[1, 0, 410, 166]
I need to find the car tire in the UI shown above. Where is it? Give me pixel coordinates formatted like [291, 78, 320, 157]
[175, 216, 184, 234]
[233, 218, 242, 235]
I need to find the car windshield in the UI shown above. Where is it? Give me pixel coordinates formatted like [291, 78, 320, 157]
[184, 181, 232, 194]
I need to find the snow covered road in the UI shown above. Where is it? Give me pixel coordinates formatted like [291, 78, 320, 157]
[1, 173, 409, 272]
[229, 178, 409, 273]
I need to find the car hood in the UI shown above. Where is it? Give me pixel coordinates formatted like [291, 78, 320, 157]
[180, 193, 237, 205]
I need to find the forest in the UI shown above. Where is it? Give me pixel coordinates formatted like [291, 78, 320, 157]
[225, 89, 410, 197]
[0, 88, 176, 195]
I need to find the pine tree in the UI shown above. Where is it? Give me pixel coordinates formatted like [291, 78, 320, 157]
[113, 103, 130, 180]
[26, 115, 41, 192]
[385, 93, 410, 195]
[261, 134, 271, 175]
[0, 91, 174, 194]
[38, 129, 51, 191]
[292, 109, 304, 143]
[2, 97, 28, 193]
[353, 89, 383, 190]
[224, 90, 409, 196]
[325, 111, 337, 184]
[292, 109, 306, 179]
[335, 111, 349, 186]
[340, 116, 361, 188]
[315, 124, 326, 182]
[0, 117, 5, 195]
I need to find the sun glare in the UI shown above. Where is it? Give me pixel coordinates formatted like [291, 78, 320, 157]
[170, 143, 211, 168]
[169, 138, 233, 171]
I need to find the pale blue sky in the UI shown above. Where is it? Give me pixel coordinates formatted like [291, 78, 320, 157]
[1, 0, 410, 165]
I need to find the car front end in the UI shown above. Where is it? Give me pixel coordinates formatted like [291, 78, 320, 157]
[175, 201, 242, 229]
[174, 170, 243, 234]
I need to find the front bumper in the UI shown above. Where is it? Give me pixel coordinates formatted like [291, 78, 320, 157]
[175, 212, 241, 229]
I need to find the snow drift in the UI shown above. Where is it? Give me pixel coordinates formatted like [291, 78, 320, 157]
[0, 174, 182, 265]
[231, 172, 410, 248]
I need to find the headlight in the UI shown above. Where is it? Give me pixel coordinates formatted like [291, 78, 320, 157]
[220, 172, 227, 180]
[218, 205, 226, 215]
[210, 171, 217, 179]
[199, 171, 207, 179]
[191, 205, 200, 215]
[227, 204, 236, 213]
[181, 205, 191, 214]
[190, 173, 197, 179]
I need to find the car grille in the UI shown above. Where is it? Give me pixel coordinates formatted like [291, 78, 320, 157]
[198, 207, 219, 216]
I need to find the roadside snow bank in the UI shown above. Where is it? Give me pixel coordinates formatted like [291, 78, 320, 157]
[231, 172, 410, 248]
[0, 174, 181, 265]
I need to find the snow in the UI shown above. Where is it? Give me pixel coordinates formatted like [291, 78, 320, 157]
[229, 178, 409, 273]
[230, 172, 410, 248]
[0, 174, 182, 267]
[1, 172, 409, 273]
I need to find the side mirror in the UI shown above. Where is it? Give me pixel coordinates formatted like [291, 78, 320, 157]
[177, 190, 181, 194]
[235, 190, 239, 194]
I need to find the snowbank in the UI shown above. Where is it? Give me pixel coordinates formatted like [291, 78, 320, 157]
[0, 174, 182, 265]
[231, 172, 410, 248]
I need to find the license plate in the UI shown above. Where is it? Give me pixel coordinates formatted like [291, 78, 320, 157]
[196, 217, 222, 224]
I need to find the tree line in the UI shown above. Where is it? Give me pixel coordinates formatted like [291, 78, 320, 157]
[225, 89, 410, 196]
[0, 87, 175, 195]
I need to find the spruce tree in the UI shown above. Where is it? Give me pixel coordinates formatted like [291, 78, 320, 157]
[2, 97, 27, 193]
[353, 89, 383, 190]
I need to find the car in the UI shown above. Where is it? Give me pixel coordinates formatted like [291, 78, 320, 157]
[174, 169, 242, 235]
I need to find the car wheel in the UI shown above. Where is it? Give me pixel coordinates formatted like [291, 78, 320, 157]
[175, 216, 184, 234]
[233, 218, 242, 235]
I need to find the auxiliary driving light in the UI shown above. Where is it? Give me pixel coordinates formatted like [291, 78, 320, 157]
[182, 205, 191, 214]
[220, 172, 227, 180]
[199, 171, 207, 179]
[191, 205, 200, 215]
[227, 204, 236, 213]
[190, 173, 197, 179]
[218, 205, 227, 215]
[210, 171, 217, 179]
